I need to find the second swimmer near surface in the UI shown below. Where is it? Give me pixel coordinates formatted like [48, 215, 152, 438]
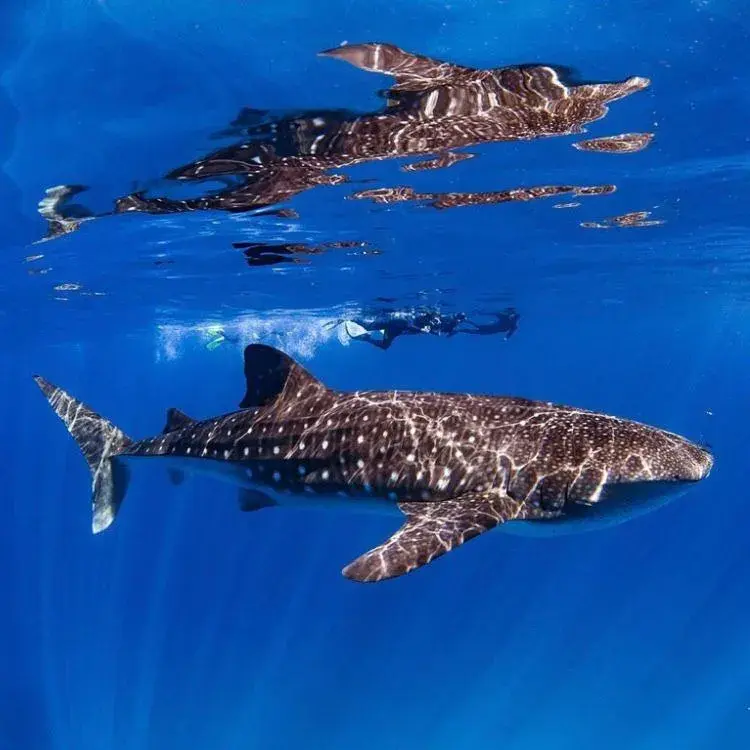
[333, 307, 520, 350]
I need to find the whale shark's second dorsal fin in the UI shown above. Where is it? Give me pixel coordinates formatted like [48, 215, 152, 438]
[319, 43, 472, 91]
[161, 408, 198, 487]
[162, 407, 196, 434]
[239, 344, 327, 409]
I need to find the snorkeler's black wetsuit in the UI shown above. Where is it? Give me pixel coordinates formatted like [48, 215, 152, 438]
[348, 310, 467, 349]
[459, 309, 520, 339]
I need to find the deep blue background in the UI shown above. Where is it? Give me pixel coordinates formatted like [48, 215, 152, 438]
[2, 1, 749, 748]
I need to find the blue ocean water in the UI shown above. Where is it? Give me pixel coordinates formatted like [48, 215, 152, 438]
[2, 0, 749, 747]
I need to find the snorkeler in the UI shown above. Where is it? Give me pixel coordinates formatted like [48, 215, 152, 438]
[343, 317, 409, 350]
[338, 307, 519, 349]
[342, 308, 467, 350]
[204, 326, 241, 351]
[458, 308, 520, 339]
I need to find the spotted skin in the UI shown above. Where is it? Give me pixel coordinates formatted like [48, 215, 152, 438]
[131, 386, 710, 508]
[35, 345, 713, 583]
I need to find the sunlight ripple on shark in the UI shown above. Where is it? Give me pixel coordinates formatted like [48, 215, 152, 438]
[35, 345, 712, 582]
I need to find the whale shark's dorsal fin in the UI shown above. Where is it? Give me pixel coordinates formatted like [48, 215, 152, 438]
[162, 407, 196, 434]
[319, 43, 472, 91]
[239, 344, 327, 409]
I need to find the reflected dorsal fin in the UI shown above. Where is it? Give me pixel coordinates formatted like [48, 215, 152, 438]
[239, 344, 327, 409]
[162, 407, 196, 434]
[319, 43, 471, 91]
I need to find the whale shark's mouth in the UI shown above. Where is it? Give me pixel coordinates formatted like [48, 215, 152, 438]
[573, 479, 690, 519]
[699, 450, 714, 479]
[503, 478, 698, 538]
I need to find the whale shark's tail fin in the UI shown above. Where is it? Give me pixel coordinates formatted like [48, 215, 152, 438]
[33, 376, 133, 534]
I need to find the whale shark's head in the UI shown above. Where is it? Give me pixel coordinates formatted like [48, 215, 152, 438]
[555, 452, 711, 535]
[607, 429, 714, 485]
[576, 427, 713, 525]
[503, 418, 714, 537]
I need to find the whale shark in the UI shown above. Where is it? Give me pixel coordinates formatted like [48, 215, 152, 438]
[35, 344, 712, 582]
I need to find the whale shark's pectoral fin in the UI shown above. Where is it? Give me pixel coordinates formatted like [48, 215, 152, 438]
[238, 489, 277, 512]
[319, 43, 471, 92]
[239, 344, 328, 409]
[342, 491, 557, 583]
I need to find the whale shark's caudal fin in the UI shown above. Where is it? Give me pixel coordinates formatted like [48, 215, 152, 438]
[33, 376, 133, 533]
[239, 344, 328, 409]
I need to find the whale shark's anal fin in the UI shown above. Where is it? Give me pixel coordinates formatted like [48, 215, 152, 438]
[238, 489, 277, 512]
[239, 344, 327, 409]
[342, 491, 558, 583]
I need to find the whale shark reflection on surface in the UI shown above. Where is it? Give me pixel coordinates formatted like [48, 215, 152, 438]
[36, 42, 649, 239]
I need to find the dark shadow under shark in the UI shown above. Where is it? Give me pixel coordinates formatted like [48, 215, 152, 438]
[35, 344, 712, 583]
[36, 42, 649, 240]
